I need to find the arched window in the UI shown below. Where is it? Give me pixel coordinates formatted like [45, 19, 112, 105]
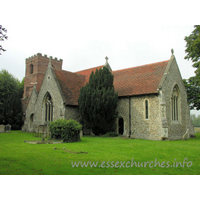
[171, 85, 179, 121]
[30, 113, 34, 127]
[30, 64, 33, 74]
[145, 100, 149, 119]
[44, 93, 53, 122]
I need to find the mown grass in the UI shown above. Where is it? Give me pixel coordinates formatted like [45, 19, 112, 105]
[194, 127, 200, 133]
[0, 131, 200, 175]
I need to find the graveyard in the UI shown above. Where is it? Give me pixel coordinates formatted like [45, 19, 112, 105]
[0, 124, 11, 133]
[0, 130, 200, 175]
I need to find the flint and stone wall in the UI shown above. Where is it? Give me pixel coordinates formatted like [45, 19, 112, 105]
[160, 56, 194, 140]
[22, 54, 194, 140]
[22, 66, 79, 134]
[116, 56, 194, 140]
[117, 95, 163, 140]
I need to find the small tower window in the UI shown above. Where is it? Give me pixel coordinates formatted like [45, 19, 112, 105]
[145, 100, 149, 119]
[30, 64, 33, 74]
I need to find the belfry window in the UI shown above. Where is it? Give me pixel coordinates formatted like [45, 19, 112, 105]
[30, 64, 33, 74]
[171, 85, 179, 121]
[45, 93, 53, 122]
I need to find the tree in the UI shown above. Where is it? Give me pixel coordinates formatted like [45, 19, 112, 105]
[0, 70, 24, 129]
[190, 114, 200, 127]
[183, 77, 200, 110]
[184, 25, 200, 110]
[78, 67, 118, 135]
[185, 25, 200, 69]
[0, 25, 8, 55]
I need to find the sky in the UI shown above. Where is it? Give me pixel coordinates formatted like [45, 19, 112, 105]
[1, 0, 200, 193]
[1, 0, 200, 115]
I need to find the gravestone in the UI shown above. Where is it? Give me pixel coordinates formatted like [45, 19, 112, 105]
[5, 124, 11, 133]
[80, 130, 83, 137]
[0, 125, 5, 133]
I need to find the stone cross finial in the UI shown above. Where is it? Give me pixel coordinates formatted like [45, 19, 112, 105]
[105, 56, 108, 63]
[104, 56, 112, 71]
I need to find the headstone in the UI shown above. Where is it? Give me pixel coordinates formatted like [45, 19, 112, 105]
[80, 130, 83, 137]
[0, 125, 5, 133]
[5, 124, 11, 133]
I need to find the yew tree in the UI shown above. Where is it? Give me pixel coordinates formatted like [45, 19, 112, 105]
[78, 67, 118, 135]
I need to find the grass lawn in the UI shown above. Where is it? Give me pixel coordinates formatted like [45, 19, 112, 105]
[194, 127, 200, 133]
[0, 131, 200, 175]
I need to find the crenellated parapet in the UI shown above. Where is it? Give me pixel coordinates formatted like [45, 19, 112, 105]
[23, 53, 63, 100]
[26, 53, 63, 63]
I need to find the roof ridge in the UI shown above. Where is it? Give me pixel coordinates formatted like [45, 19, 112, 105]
[53, 68, 86, 78]
[53, 68, 73, 74]
[112, 60, 170, 73]
[75, 64, 104, 74]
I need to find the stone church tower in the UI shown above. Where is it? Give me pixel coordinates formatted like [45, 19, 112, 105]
[22, 53, 63, 113]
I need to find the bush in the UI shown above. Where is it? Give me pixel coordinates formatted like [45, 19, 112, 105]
[49, 119, 82, 143]
[102, 132, 119, 137]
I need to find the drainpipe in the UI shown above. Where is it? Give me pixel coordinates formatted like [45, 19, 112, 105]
[129, 96, 131, 138]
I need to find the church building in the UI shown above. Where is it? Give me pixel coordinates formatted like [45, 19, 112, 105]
[21, 52, 194, 140]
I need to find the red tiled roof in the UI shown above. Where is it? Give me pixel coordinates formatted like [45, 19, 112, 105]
[112, 60, 169, 97]
[54, 69, 86, 106]
[54, 60, 169, 105]
[75, 65, 104, 84]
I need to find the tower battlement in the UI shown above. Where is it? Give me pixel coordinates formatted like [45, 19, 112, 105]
[26, 53, 63, 62]
[23, 53, 63, 100]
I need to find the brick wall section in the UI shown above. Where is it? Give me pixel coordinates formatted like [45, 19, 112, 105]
[23, 53, 63, 99]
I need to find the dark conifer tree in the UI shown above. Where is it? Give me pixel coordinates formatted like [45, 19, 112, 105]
[0, 70, 24, 129]
[78, 67, 118, 135]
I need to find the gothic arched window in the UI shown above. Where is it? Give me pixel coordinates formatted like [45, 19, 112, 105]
[171, 85, 179, 121]
[45, 93, 53, 122]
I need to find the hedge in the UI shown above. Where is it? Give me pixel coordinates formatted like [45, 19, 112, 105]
[49, 119, 82, 143]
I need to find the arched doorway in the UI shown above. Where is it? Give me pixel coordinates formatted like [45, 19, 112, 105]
[118, 117, 124, 135]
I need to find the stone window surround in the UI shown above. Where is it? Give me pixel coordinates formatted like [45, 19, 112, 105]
[170, 85, 181, 124]
[144, 99, 150, 120]
[30, 64, 34, 74]
[30, 113, 34, 126]
[43, 92, 54, 123]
